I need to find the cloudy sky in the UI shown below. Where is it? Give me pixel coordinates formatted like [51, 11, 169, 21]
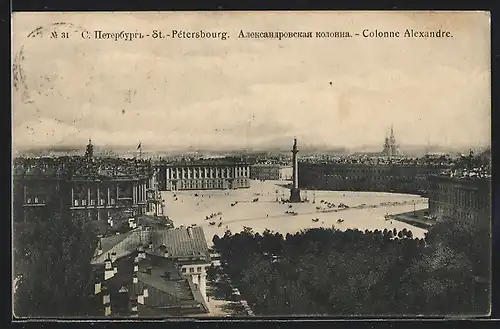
[12, 11, 490, 152]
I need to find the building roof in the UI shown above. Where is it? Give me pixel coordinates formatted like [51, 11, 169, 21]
[92, 226, 210, 265]
[136, 215, 174, 230]
[97, 230, 136, 258]
[92, 216, 174, 238]
[151, 227, 210, 260]
[93, 252, 207, 316]
[428, 174, 491, 186]
[252, 163, 284, 168]
[157, 159, 249, 167]
[13, 157, 153, 182]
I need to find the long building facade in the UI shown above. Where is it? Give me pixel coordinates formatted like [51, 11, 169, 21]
[155, 161, 251, 191]
[69, 173, 158, 221]
[427, 174, 491, 222]
[298, 162, 448, 195]
[250, 164, 292, 181]
[13, 141, 163, 223]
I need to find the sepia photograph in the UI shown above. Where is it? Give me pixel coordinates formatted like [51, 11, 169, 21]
[11, 11, 491, 319]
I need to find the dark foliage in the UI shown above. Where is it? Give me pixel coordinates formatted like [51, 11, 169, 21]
[212, 219, 490, 316]
[13, 182, 98, 317]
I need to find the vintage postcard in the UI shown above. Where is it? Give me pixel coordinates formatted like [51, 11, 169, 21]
[12, 11, 491, 319]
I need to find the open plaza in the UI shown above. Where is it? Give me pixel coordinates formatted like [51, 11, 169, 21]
[163, 179, 428, 245]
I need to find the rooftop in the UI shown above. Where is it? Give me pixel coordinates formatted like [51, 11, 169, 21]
[150, 226, 210, 260]
[433, 166, 491, 180]
[13, 157, 153, 181]
[92, 226, 211, 265]
[92, 215, 174, 237]
[156, 159, 249, 167]
[92, 251, 207, 317]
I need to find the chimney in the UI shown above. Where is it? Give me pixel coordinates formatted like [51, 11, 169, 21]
[110, 252, 117, 263]
[97, 240, 103, 256]
[145, 267, 152, 275]
[104, 255, 115, 280]
[138, 293, 145, 305]
[102, 284, 112, 316]
[187, 226, 193, 237]
[143, 287, 149, 298]
[133, 273, 138, 284]
[130, 297, 138, 317]
[138, 245, 146, 259]
[134, 257, 139, 273]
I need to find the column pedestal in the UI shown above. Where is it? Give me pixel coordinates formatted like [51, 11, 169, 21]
[290, 188, 301, 203]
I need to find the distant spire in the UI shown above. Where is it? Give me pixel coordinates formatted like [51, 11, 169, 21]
[85, 137, 94, 161]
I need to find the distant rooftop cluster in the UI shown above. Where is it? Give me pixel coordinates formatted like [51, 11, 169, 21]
[437, 150, 491, 180]
[442, 167, 491, 180]
[13, 156, 154, 180]
[302, 155, 454, 167]
[253, 161, 290, 167]
[154, 156, 249, 167]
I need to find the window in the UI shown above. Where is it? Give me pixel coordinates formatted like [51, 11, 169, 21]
[197, 267, 201, 272]
[74, 200, 79, 206]
[189, 267, 194, 273]
[182, 267, 187, 273]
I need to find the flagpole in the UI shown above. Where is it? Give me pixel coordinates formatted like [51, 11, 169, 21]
[137, 142, 142, 160]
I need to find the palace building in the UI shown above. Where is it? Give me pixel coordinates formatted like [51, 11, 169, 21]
[155, 159, 251, 191]
[250, 164, 292, 181]
[298, 160, 450, 195]
[13, 140, 164, 223]
[427, 169, 491, 223]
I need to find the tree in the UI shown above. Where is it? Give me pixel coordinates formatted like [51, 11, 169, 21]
[13, 189, 97, 317]
[402, 215, 490, 315]
[213, 218, 489, 316]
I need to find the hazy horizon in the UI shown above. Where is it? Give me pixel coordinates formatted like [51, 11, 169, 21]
[12, 12, 491, 153]
[13, 140, 487, 158]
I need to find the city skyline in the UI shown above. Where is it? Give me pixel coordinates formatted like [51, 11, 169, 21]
[13, 12, 490, 152]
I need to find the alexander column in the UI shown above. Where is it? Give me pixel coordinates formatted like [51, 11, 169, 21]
[290, 138, 302, 202]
